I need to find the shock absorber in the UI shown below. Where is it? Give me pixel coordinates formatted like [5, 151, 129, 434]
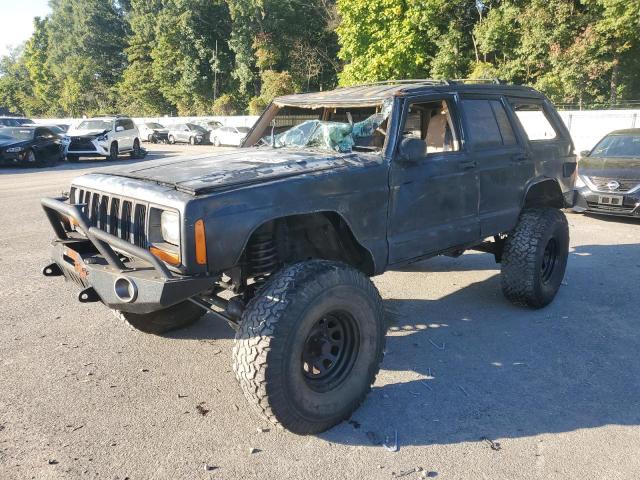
[247, 230, 278, 288]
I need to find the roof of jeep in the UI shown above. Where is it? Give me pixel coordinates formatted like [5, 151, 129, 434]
[274, 80, 542, 108]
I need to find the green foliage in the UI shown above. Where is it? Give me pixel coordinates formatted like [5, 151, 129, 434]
[212, 93, 240, 115]
[3, 0, 640, 115]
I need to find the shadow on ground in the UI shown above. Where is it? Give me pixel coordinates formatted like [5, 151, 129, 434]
[319, 242, 640, 448]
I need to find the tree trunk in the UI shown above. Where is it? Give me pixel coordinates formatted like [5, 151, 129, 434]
[610, 58, 619, 107]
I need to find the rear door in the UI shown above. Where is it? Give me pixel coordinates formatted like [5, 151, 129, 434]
[458, 95, 534, 236]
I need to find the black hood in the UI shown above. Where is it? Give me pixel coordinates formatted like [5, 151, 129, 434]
[580, 155, 640, 179]
[0, 138, 29, 149]
[96, 147, 381, 195]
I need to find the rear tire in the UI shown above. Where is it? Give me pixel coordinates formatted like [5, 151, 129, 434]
[213, 137, 221, 147]
[168, 135, 175, 145]
[232, 260, 385, 434]
[114, 301, 205, 335]
[189, 136, 195, 145]
[501, 208, 569, 308]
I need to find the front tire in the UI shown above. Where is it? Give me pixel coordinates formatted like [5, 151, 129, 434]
[114, 301, 205, 335]
[501, 208, 569, 308]
[168, 135, 175, 145]
[130, 139, 141, 158]
[213, 137, 221, 147]
[107, 142, 118, 161]
[232, 260, 385, 434]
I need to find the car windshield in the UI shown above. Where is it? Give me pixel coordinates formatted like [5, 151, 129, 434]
[187, 124, 207, 133]
[146, 123, 164, 129]
[257, 100, 392, 153]
[77, 119, 112, 131]
[236, 127, 250, 134]
[591, 134, 640, 157]
[0, 127, 34, 140]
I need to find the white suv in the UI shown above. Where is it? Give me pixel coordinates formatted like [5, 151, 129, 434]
[65, 116, 141, 162]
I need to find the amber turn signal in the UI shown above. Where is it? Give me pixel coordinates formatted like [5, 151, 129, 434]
[194, 219, 207, 265]
[150, 246, 180, 266]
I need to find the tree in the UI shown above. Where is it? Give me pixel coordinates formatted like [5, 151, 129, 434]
[0, 47, 32, 115]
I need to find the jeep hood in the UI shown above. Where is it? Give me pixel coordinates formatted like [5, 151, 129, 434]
[97, 148, 381, 195]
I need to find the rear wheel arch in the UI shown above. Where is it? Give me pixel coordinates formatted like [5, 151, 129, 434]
[239, 212, 376, 277]
[522, 178, 564, 210]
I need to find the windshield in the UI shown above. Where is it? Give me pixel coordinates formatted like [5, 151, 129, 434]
[591, 134, 640, 157]
[0, 127, 34, 141]
[77, 119, 112, 131]
[187, 124, 207, 133]
[237, 127, 250, 134]
[146, 122, 164, 129]
[258, 100, 392, 153]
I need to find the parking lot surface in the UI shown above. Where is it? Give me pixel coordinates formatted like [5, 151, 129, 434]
[1, 143, 639, 479]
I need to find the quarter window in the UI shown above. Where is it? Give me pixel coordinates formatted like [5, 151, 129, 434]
[512, 103, 559, 141]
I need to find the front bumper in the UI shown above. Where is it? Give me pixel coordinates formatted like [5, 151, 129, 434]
[0, 150, 33, 165]
[41, 197, 215, 314]
[573, 186, 640, 217]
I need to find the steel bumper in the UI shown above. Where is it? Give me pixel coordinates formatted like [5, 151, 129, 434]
[41, 196, 213, 314]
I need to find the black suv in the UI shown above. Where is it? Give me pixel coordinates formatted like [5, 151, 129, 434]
[41, 80, 576, 434]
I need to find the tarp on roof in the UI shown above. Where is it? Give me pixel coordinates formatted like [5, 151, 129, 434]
[273, 84, 408, 108]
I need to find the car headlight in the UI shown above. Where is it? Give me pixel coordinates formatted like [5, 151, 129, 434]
[96, 134, 108, 142]
[160, 211, 180, 245]
[6, 146, 23, 153]
[575, 175, 586, 188]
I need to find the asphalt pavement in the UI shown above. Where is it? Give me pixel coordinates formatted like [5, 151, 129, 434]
[1, 143, 639, 479]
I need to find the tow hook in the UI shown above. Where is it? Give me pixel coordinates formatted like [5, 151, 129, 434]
[78, 287, 100, 303]
[42, 263, 63, 277]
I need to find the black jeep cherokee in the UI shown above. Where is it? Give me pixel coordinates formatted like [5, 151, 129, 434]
[41, 80, 576, 434]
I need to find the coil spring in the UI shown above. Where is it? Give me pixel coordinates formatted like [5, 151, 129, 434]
[247, 232, 278, 284]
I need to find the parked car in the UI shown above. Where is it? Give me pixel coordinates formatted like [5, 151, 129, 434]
[0, 116, 34, 127]
[211, 125, 250, 146]
[138, 122, 170, 143]
[167, 123, 209, 145]
[574, 128, 640, 217]
[40, 80, 575, 435]
[64, 116, 142, 162]
[0, 125, 63, 167]
[194, 119, 223, 133]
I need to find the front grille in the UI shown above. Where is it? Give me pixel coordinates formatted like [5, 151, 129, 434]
[587, 176, 640, 193]
[68, 137, 97, 152]
[69, 187, 148, 248]
[586, 202, 636, 214]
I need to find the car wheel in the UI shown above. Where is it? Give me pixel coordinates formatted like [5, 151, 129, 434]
[168, 135, 175, 145]
[130, 139, 141, 158]
[213, 137, 221, 147]
[501, 208, 569, 308]
[113, 301, 206, 335]
[232, 260, 385, 434]
[107, 142, 118, 161]
[189, 136, 196, 145]
[148, 134, 154, 142]
[66, 155, 79, 163]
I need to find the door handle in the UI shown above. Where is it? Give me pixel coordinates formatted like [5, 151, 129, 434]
[460, 160, 477, 170]
[511, 153, 529, 162]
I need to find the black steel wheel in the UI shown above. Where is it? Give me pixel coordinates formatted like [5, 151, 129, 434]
[233, 260, 385, 435]
[501, 208, 569, 308]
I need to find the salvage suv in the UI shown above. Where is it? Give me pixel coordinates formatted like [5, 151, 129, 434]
[65, 115, 142, 162]
[41, 80, 576, 434]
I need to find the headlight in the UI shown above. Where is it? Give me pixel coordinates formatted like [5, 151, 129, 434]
[160, 211, 180, 245]
[575, 175, 586, 188]
[96, 134, 108, 142]
[6, 146, 23, 153]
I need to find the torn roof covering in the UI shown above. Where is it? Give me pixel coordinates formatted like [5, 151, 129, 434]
[273, 84, 410, 108]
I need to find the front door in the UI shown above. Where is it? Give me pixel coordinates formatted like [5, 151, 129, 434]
[388, 94, 480, 264]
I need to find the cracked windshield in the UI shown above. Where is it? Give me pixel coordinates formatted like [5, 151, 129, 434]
[260, 100, 392, 153]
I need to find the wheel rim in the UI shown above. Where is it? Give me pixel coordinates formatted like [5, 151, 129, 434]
[301, 311, 359, 392]
[541, 238, 558, 283]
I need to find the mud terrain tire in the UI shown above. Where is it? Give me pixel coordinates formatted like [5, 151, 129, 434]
[501, 208, 569, 308]
[232, 260, 385, 434]
[114, 301, 205, 335]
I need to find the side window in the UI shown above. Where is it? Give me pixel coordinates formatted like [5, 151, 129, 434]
[123, 119, 134, 130]
[461, 99, 517, 149]
[115, 119, 125, 131]
[37, 128, 55, 139]
[511, 103, 559, 141]
[402, 99, 460, 155]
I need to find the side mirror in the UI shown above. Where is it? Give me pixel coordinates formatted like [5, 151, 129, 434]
[580, 150, 590, 157]
[115, 126, 124, 132]
[398, 137, 426, 163]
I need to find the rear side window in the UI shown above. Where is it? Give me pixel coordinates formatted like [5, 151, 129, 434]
[123, 119, 134, 130]
[461, 99, 517, 149]
[511, 103, 559, 141]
